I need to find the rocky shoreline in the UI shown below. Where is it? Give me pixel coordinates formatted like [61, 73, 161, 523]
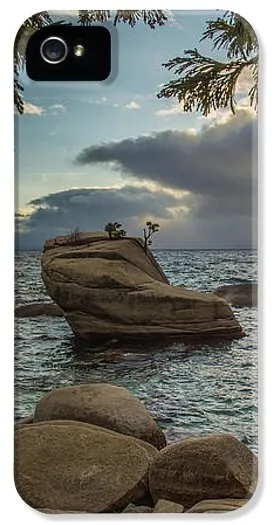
[14, 383, 257, 514]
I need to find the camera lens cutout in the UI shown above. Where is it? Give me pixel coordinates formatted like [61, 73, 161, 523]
[27, 26, 111, 81]
[40, 37, 68, 64]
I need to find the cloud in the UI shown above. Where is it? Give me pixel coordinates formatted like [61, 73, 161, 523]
[125, 101, 140, 110]
[76, 110, 256, 213]
[155, 102, 185, 117]
[17, 112, 257, 250]
[49, 104, 66, 115]
[236, 68, 254, 96]
[74, 111, 257, 248]
[17, 186, 180, 250]
[21, 102, 66, 117]
[50, 104, 66, 111]
[23, 102, 46, 116]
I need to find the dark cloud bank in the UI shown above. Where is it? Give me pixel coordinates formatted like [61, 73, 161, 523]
[18, 112, 257, 250]
[16, 186, 178, 250]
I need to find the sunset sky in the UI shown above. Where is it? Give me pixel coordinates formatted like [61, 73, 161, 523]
[15, 10, 257, 250]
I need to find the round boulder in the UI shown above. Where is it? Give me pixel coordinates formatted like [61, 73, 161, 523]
[33, 384, 166, 450]
[14, 414, 33, 431]
[149, 434, 257, 509]
[122, 504, 153, 513]
[153, 499, 184, 513]
[186, 498, 249, 513]
[14, 420, 156, 513]
[27, 419, 158, 457]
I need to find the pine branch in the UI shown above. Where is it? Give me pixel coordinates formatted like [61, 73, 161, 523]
[201, 14, 258, 60]
[14, 64, 24, 115]
[158, 12, 258, 115]
[78, 10, 111, 25]
[14, 10, 168, 115]
[78, 10, 167, 28]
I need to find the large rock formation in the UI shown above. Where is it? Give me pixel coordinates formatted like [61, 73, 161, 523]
[33, 384, 166, 450]
[149, 434, 257, 509]
[14, 420, 156, 513]
[41, 232, 243, 341]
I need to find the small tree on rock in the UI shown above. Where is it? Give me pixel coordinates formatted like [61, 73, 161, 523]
[68, 227, 80, 243]
[143, 221, 160, 253]
[104, 222, 127, 240]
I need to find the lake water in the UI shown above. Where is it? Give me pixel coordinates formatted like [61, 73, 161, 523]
[14, 249, 258, 453]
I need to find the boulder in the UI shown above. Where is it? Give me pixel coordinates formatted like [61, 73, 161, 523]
[41, 232, 243, 341]
[27, 419, 159, 457]
[14, 420, 156, 513]
[149, 434, 257, 509]
[154, 499, 184, 513]
[15, 302, 63, 317]
[33, 384, 166, 450]
[14, 414, 33, 431]
[186, 498, 248, 513]
[36, 509, 85, 514]
[122, 504, 153, 513]
[213, 283, 257, 307]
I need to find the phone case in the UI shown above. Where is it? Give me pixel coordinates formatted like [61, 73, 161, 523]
[14, 9, 258, 515]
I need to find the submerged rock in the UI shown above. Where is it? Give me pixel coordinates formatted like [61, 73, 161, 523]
[14, 420, 155, 513]
[149, 434, 257, 509]
[186, 498, 249, 513]
[33, 383, 166, 450]
[41, 232, 243, 341]
[122, 504, 153, 513]
[15, 302, 63, 317]
[213, 283, 257, 307]
[153, 499, 184, 513]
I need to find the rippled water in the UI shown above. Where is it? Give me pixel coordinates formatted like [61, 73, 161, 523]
[14, 250, 258, 453]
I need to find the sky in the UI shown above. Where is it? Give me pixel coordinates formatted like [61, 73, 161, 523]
[15, 10, 257, 250]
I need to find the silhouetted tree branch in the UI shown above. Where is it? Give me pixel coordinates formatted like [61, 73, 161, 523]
[14, 10, 168, 114]
[143, 221, 160, 253]
[104, 222, 127, 240]
[157, 12, 258, 115]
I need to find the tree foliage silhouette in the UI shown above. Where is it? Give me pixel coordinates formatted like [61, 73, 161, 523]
[143, 221, 160, 253]
[14, 10, 167, 114]
[157, 12, 258, 115]
[104, 222, 127, 240]
[14, 10, 258, 117]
